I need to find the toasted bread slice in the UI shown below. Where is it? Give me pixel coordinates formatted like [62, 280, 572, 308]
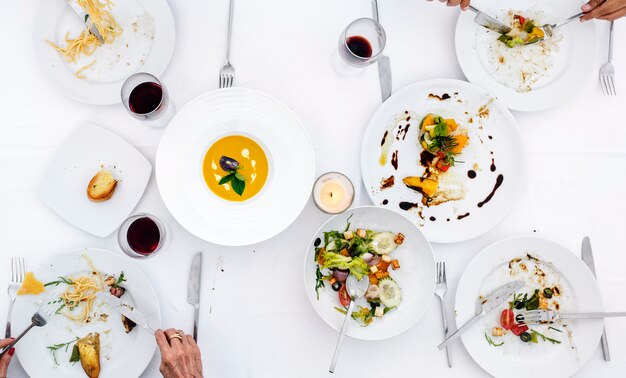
[87, 170, 117, 202]
[77, 332, 100, 378]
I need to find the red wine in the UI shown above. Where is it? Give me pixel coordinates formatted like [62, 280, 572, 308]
[127, 217, 161, 254]
[129, 82, 163, 115]
[346, 36, 373, 58]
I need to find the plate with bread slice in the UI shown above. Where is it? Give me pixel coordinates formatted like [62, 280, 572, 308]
[38, 124, 152, 237]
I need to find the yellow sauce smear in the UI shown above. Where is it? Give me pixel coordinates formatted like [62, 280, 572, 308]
[202, 135, 269, 202]
[17, 272, 45, 295]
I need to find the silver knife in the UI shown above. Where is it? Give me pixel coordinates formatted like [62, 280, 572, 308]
[96, 292, 155, 334]
[439, 280, 524, 349]
[468, 5, 511, 34]
[65, 0, 105, 43]
[582, 236, 611, 361]
[372, 0, 392, 102]
[187, 252, 203, 341]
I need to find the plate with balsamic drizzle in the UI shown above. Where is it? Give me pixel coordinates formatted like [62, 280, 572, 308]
[360, 79, 525, 243]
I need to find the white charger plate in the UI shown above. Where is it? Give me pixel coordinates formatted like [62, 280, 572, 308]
[156, 88, 315, 246]
[455, 0, 597, 111]
[361, 79, 525, 243]
[304, 206, 436, 340]
[12, 248, 161, 378]
[33, 0, 175, 105]
[455, 236, 603, 377]
[38, 124, 152, 237]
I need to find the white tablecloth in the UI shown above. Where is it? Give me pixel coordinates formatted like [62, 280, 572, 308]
[1, 0, 625, 377]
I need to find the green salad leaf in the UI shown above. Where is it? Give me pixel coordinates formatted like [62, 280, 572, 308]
[320, 251, 369, 279]
[69, 344, 80, 364]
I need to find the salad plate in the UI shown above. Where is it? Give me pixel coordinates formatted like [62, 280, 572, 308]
[156, 87, 315, 246]
[304, 206, 436, 340]
[361, 79, 525, 243]
[455, 0, 597, 111]
[455, 236, 603, 377]
[12, 248, 161, 378]
[33, 0, 175, 104]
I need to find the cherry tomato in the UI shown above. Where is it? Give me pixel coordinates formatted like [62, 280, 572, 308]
[519, 16, 526, 25]
[338, 284, 350, 307]
[435, 160, 451, 172]
[500, 309, 514, 330]
[511, 323, 529, 336]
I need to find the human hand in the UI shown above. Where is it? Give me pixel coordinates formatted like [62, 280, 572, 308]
[582, 0, 626, 21]
[155, 329, 203, 378]
[428, 0, 471, 11]
[0, 338, 15, 378]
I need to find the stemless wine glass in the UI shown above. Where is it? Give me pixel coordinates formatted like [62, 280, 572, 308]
[121, 72, 174, 126]
[338, 18, 387, 68]
[117, 213, 167, 259]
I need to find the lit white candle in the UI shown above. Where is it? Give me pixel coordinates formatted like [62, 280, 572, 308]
[313, 172, 354, 214]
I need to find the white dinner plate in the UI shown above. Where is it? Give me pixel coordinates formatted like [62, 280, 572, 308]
[33, 0, 175, 105]
[156, 88, 315, 246]
[455, 0, 597, 111]
[304, 206, 436, 340]
[12, 248, 161, 378]
[455, 236, 603, 377]
[361, 79, 525, 243]
[38, 124, 152, 237]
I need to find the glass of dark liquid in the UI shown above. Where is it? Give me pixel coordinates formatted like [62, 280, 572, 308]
[338, 18, 386, 68]
[118, 214, 167, 259]
[121, 72, 174, 126]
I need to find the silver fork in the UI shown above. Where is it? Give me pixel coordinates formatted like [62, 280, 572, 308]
[219, 0, 235, 89]
[535, 12, 584, 41]
[0, 294, 60, 357]
[435, 262, 452, 367]
[5, 257, 25, 338]
[522, 309, 626, 324]
[600, 21, 616, 96]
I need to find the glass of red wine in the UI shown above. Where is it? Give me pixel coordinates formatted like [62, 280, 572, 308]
[121, 72, 174, 126]
[117, 213, 167, 259]
[338, 18, 386, 68]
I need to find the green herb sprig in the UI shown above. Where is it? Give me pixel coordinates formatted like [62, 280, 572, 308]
[44, 276, 73, 287]
[314, 266, 325, 300]
[47, 337, 79, 365]
[112, 271, 126, 288]
[531, 330, 561, 344]
[344, 214, 354, 232]
[429, 135, 460, 166]
[484, 332, 504, 347]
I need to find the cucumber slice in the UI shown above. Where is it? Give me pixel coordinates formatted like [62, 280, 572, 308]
[420, 133, 433, 150]
[379, 279, 402, 308]
[369, 232, 398, 255]
[422, 132, 433, 145]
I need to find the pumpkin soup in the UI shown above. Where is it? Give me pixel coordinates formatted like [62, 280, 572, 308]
[202, 135, 269, 201]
